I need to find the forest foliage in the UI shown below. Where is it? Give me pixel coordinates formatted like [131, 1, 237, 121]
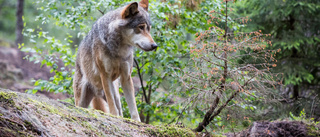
[236, 0, 320, 118]
[0, 0, 319, 134]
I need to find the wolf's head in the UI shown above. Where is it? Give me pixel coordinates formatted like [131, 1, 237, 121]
[121, 0, 157, 51]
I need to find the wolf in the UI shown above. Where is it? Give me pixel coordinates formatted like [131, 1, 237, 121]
[73, 0, 157, 122]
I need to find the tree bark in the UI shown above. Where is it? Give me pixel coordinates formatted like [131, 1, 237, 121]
[15, 0, 24, 46]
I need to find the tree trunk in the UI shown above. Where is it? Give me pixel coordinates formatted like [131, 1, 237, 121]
[293, 84, 299, 100]
[15, 0, 24, 46]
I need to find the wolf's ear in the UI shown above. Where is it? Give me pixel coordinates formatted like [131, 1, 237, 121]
[139, 0, 149, 11]
[121, 2, 139, 19]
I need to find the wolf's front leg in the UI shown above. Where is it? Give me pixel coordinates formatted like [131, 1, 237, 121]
[113, 79, 123, 117]
[100, 76, 119, 116]
[95, 57, 119, 116]
[121, 75, 141, 122]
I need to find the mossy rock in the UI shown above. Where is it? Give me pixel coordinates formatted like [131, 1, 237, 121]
[307, 123, 320, 136]
[146, 125, 195, 137]
[227, 121, 320, 137]
[0, 91, 17, 105]
[0, 89, 196, 137]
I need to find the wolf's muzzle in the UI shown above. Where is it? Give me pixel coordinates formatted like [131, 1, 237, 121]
[151, 43, 158, 51]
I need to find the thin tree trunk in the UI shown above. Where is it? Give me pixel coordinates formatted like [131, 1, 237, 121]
[145, 84, 152, 124]
[293, 84, 299, 100]
[15, 0, 24, 46]
[194, 96, 220, 132]
[194, 90, 240, 132]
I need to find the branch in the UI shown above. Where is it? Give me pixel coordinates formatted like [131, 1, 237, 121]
[168, 94, 200, 125]
[194, 86, 242, 132]
[134, 58, 148, 103]
[234, 33, 264, 47]
[208, 89, 240, 122]
[200, 56, 224, 67]
[194, 95, 220, 132]
[98, 9, 105, 15]
[147, 83, 152, 104]
[212, 44, 227, 61]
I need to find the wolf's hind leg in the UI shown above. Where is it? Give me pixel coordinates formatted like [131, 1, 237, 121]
[74, 84, 81, 106]
[92, 97, 108, 113]
[78, 82, 95, 108]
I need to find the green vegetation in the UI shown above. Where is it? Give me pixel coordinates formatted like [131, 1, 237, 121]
[0, 0, 319, 135]
[236, 0, 320, 120]
[238, 0, 320, 93]
[289, 109, 320, 136]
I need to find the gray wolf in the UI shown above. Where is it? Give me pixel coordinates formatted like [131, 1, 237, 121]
[73, 0, 157, 122]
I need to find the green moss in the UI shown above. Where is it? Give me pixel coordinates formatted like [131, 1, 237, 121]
[16, 106, 22, 110]
[0, 91, 17, 105]
[146, 125, 196, 137]
[24, 120, 32, 127]
[0, 127, 18, 136]
[80, 121, 103, 137]
[27, 98, 62, 115]
[86, 109, 98, 118]
[80, 121, 94, 131]
[212, 135, 227, 137]
[124, 117, 139, 123]
[0, 117, 36, 137]
[307, 123, 320, 136]
[71, 105, 100, 119]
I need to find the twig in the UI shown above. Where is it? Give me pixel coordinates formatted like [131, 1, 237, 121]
[98, 9, 105, 15]
[200, 56, 224, 67]
[168, 94, 200, 125]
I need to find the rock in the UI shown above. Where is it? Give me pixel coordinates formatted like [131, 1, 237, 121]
[0, 89, 195, 137]
[225, 121, 320, 137]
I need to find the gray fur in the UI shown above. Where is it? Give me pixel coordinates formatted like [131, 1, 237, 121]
[73, 1, 157, 122]
[79, 6, 151, 58]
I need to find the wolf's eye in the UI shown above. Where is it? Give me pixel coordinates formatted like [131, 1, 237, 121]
[139, 25, 145, 30]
